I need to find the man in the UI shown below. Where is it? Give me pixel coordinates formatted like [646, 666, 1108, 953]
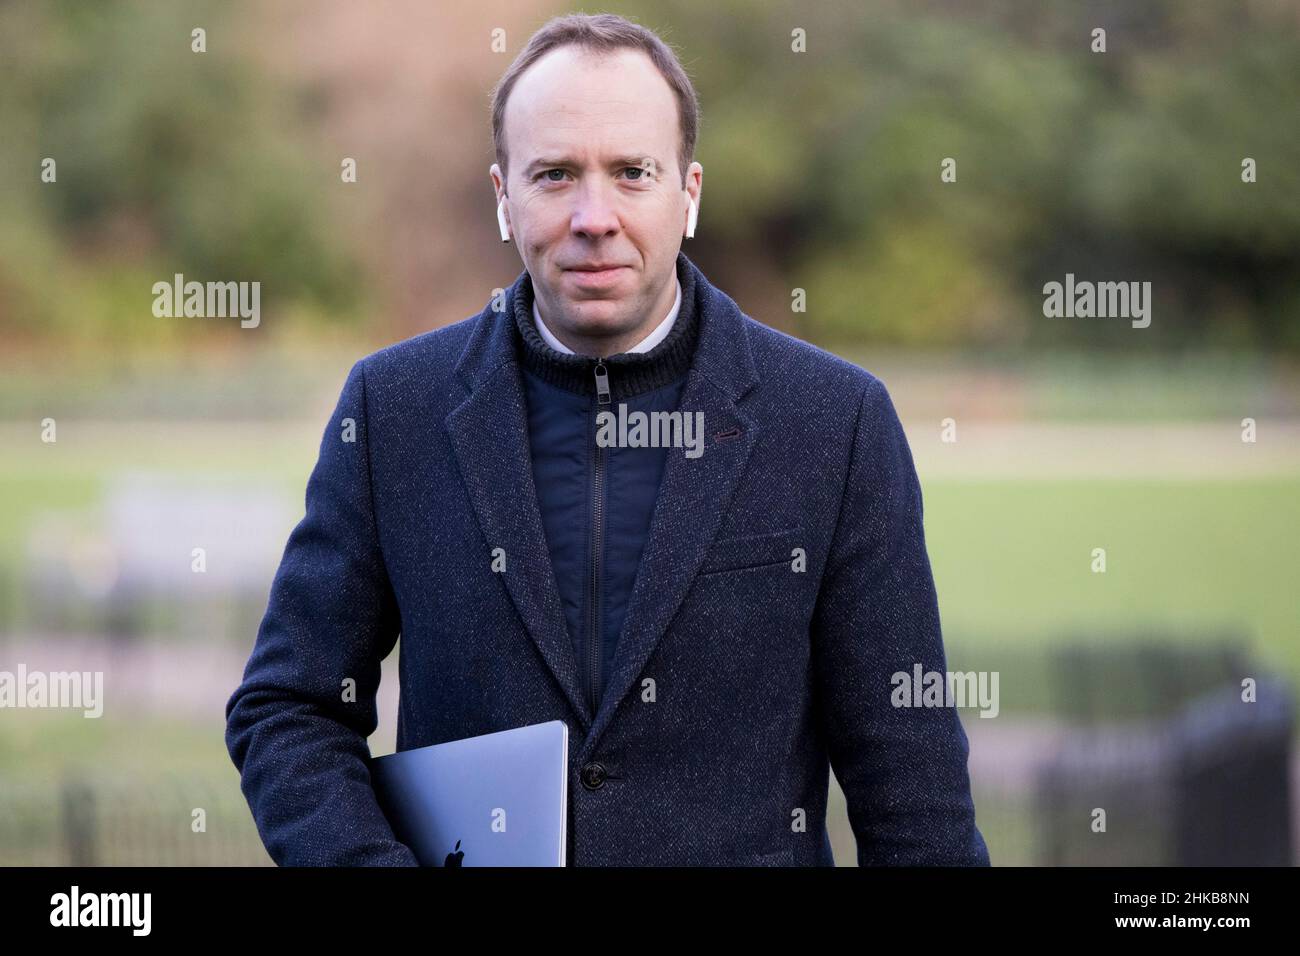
[225, 12, 989, 867]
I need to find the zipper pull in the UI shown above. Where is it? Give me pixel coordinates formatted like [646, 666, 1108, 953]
[593, 359, 611, 405]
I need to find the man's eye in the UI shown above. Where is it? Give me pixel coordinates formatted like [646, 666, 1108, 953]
[535, 167, 650, 184]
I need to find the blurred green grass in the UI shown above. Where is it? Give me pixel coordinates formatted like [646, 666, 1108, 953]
[928, 478, 1300, 692]
[2, 435, 1295, 691]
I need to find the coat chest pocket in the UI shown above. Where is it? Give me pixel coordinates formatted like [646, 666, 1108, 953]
[698, 527, 801, 576]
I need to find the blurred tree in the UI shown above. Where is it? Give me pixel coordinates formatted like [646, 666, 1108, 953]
[0, 0, 367, 349]
[615, 0, 1300, 351]
[1, 0, 1296, 353]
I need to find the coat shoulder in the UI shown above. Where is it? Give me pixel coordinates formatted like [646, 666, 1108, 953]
[740, 314, 885, 407]
[358, 312, 482, 384]
[335, 311, 488, 422]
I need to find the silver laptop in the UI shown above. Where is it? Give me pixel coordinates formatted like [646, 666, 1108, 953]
[371, 719, 568, 867]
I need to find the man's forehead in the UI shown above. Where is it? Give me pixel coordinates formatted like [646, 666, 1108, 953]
[516, 44, 661, 94]
[506, 47, 678, 148]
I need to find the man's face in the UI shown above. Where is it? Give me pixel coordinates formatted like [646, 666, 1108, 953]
[491, 46, 702, 356]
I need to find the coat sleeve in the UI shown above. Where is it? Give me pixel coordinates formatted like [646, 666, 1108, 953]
[811, 375, 990, 866]
[225, 358, 420, 866]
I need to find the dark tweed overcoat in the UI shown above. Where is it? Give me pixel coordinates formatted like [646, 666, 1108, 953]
[225, 252, 990, 867]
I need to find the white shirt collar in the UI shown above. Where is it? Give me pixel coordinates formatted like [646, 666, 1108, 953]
[534, 275, 681, 356]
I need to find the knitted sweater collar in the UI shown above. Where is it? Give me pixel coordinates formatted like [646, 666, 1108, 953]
[512, 251, 699, 399]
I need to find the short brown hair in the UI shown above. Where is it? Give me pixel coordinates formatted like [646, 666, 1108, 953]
[490, 13, 700, 189]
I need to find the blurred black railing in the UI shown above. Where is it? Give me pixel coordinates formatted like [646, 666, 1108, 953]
[1034, 641, 1294, 865]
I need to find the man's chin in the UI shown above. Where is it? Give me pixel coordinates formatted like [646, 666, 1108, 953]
[556, 306, 642, 341]
[560, 296, 624, 320]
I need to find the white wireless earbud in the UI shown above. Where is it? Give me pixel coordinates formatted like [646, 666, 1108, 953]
[685, 198, 698, 239]
[497, 199, 511, 242]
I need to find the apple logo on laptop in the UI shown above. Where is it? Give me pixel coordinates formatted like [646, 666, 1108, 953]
[444, 839, 464, 867]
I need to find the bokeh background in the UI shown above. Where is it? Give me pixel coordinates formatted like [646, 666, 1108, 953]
[1, 0, 1297, 865]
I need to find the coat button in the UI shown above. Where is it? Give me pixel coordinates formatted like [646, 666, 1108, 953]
[580, 762, 607, 790]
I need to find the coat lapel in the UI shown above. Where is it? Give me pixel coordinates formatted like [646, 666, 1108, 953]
[444, 291, 593, 731]
[444, 256, 762, 749]
[585, 269, 761, 752]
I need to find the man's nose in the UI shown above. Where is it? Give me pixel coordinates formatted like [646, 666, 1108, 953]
[570, 182, 620, 238]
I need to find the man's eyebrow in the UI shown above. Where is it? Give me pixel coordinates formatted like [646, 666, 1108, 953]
[522, 155, 664, 176]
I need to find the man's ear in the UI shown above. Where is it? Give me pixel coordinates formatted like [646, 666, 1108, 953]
[497, 198, 511, 242]
[489, 164, 511, 241]
[683, 162, 703, 238]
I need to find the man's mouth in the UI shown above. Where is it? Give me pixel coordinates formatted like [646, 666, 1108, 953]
[565, 265, 628, 287]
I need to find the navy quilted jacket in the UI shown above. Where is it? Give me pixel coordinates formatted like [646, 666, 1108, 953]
[224, 250, 990, 867]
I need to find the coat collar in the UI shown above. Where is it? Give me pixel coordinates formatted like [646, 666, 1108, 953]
[445, 251, 761, 755]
